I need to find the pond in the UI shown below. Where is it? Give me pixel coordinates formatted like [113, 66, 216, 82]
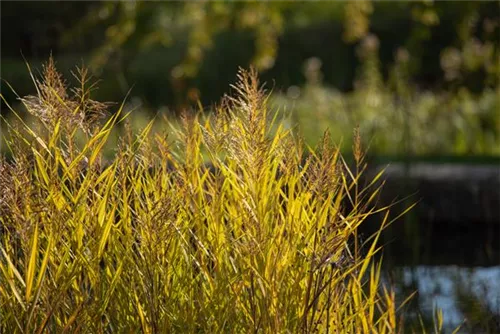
[379, 220, 500, 332]
[366, 162, 500, 332]
[394, 265, 500, 331]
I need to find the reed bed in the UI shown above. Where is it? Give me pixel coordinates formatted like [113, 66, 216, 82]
[0, 58, 432, 333]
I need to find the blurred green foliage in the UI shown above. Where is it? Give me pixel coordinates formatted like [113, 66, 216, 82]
[1, 1, 499, 156]
[272, 39, 499, 155]
[3, 1, 498, 104]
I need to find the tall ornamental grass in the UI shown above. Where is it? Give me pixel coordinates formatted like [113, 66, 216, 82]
[0, 59, 422, 333]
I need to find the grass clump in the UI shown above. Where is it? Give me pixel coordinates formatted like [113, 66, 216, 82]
[0, 58, 418, 333]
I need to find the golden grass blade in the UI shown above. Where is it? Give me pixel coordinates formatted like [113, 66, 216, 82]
[134, 291, 150, 333]
[62, 303, 84, 333]
[98, 203, 117, 259]
[0, 246, 26, 288]
[25, 224, 39, 302]
[25, 233, 54, 331]
[0, 260, 25, 310]
[33, 150, 50, 187]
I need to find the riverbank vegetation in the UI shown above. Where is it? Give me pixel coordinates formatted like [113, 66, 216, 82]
[0, 59, 436, 333]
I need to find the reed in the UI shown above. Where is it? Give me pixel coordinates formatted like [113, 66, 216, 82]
[0, 58, 429, 333]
